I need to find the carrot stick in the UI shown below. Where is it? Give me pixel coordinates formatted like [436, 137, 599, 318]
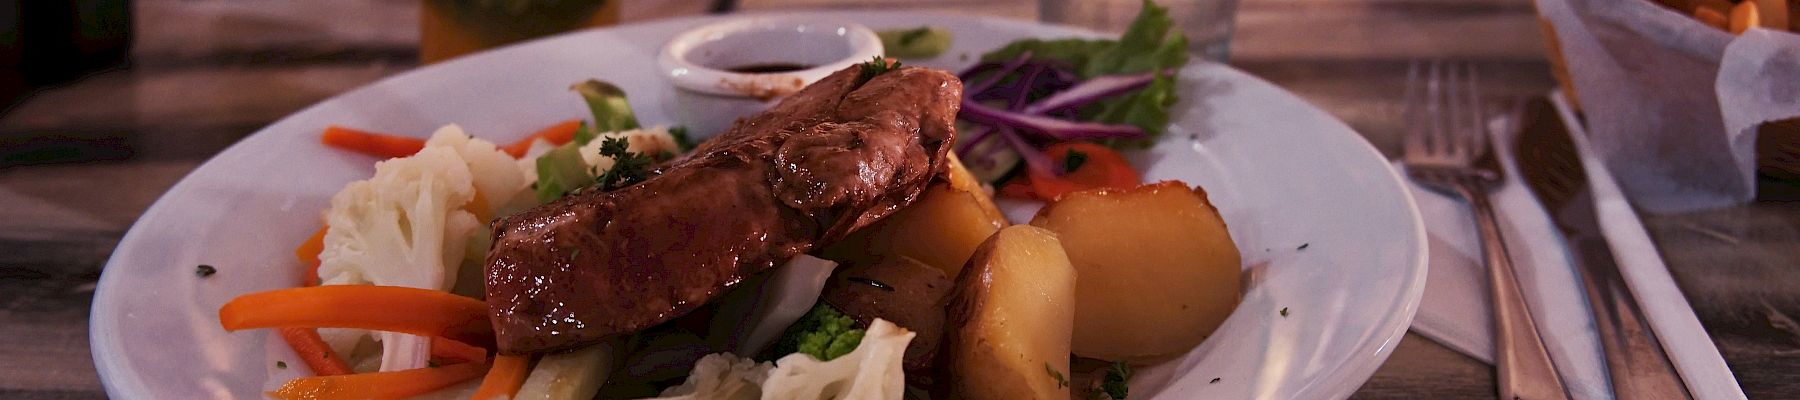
[278, 327, 354, 376]
[471, 355, 532, 400]
[502, 119, 583, 158]
[431, 337, 488, 364]
[268, 360, 489, 400]
[320, 126, 427, 159]
[295, 226, 328, 286]
[219, 285, 494, 348]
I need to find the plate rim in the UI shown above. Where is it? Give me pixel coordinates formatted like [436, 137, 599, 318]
[1140, 62, 1428, 400]
[90, 11, 1429, 399]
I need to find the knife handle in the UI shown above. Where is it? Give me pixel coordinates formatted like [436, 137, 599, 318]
[1570, 235, 1693, 400]
[1465, 184, 1572, 400]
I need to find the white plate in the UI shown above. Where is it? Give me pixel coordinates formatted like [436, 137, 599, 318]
[90, 11, 1426, 400]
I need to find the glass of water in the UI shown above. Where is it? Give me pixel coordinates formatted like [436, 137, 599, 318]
[1038, 0, 1242, 62]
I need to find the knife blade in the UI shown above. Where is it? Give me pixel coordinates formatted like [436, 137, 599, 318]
[1513, 96, 1693, 400]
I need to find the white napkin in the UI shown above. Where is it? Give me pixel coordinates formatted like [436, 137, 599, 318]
[1401, 116, 1612, 399]
[1533, 0, 1800, 213]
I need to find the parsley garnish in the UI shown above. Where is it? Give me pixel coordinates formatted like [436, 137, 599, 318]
[594, 136, 655, 191]
[1093, 362, 1132, 400]
[856, 56, 901, 85]
[1046, 363, 1070, 388]
[275, 361, 287, 369]
[1280, 307, 1289, 317]
[1210, 377, 1221, 384]
[1064, 148, 1090, 173]
[195, 264, 216, 277]
[1297, 243, 1309, 251]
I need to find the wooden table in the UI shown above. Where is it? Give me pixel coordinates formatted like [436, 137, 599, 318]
[3, 0, 1795, 398]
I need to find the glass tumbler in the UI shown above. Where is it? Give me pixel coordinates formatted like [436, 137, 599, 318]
[420, 0, 622, 64]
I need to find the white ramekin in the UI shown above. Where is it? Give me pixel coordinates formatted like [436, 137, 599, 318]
[656, 17, 883, 138]
[659, 16, 884, 99]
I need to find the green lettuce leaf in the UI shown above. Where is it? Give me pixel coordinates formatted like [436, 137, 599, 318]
[978, 0, 1188, 139]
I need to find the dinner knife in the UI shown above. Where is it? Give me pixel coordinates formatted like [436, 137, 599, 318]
[1513, 97, 1692, 400]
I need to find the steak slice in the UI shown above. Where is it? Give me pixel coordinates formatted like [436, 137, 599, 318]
[485, 65, 962, 354]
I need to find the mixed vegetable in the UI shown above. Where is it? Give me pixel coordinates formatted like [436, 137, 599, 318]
[232, 63, 922, 400]
[217, 2, 1235, 399]
[231, 79, 693, 399]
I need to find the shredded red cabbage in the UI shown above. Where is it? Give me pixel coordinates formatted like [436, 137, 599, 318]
[961, 100, 1147, 141]
[953, 58, 1158, 180]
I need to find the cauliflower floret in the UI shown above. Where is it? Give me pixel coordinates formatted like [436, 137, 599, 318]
[315, 125, 523, 372]
[425, 125, 530, 216]
[318, 146, 477, 290]
[761, 319, 914, 400]
[650, 354, 773, 400]
[579, 126, 682, 171]
[643, 319, 913, 400]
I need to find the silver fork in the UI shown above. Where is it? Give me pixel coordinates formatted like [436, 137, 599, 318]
[1402, 60, 1572, 400]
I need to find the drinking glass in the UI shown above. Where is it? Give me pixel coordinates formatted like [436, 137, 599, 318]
[420, 0, 622, 64]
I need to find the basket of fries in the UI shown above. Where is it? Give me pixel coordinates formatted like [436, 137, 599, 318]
[1533, 0, 1800, 212]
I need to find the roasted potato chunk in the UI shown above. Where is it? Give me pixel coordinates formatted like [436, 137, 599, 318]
[824, 153, 1007, 279]
[1030, 181, 1241, 363]
[822, 256, 953, 371]
[943, 225, 1076, 400]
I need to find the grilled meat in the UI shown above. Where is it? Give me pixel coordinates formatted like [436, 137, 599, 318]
[485, 65, 962, 354]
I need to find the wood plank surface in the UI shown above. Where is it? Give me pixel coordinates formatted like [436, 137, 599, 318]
[1, 0, 1793, 399]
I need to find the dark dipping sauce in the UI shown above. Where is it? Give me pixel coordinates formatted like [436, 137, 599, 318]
[727, 63, 813, 74]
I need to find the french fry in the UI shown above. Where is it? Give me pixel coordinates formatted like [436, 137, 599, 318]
[1756, 0, 1789, 30]
[1696, 6, 1731, 30]
[1731, 0, 1762, 34]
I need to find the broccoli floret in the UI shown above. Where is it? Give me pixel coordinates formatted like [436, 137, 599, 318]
[772, 303, 865, 361]
[801, 325, 864, 362]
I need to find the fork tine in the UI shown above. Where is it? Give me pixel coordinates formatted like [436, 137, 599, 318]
[1448, 61, 1481, 163]
[1403, 60, 1426, 158]
[1465, 63, 1487, 158]
[1433, 60, 1455, 159]
[1426, 60, 1445, 157]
